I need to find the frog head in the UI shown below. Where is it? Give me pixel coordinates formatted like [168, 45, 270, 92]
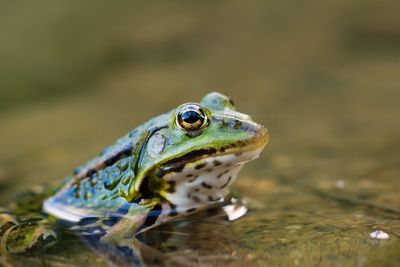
[137, 92, 269, 211]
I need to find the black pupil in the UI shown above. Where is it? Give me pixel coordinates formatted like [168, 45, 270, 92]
[181, 110, 202, 124]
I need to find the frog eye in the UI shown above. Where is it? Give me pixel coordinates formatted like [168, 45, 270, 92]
[175, 103, 209, 131]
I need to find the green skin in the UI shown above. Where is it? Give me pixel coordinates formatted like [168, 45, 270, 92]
[0, 92, 269, 265]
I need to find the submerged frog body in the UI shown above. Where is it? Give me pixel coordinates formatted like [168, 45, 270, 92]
[0, 92, 269, 265]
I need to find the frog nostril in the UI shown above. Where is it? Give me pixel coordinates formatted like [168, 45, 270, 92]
[230, 120, 242, 130]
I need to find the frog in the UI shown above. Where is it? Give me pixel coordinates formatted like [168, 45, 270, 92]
[0, 92, 269, 266]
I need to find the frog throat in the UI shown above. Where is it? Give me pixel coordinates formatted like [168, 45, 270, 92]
[147, 146, 264, 211]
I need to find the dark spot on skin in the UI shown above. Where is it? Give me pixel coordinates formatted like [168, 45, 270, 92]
[192, 196, 201, 203]
[89, 178, 97, 186]
[186, 208, 196, 213]
[230, 120, 242, 130]
[138, 204, 162, 231]
[104, 144, 133, 167]
[169, 209, 178, 217]
[195, 163, 206, 170]
[102, 217, 119, 226]
[208, 196, 222, 202]
[166, 181, 176, 193]
[115, 202, 133, 215]
[156, 163, 185, 178]
[194, 188, 199, 192]
[138, 176, 157, 200]
[86, 169, 96, 177]
[103, 177, 122, 190]
[206, 168, 213, 172]
[235, 152, 243, 157]
[201, 182, 213, 189]
[186, 174, 193, 177]
[220, 176, 232, 189]
[213, 160, 222, 166]
[188, 175, 199, 183]
[73, 187, 80, 199]
[217, 169, 229, 179]
[104, 157, 115, 167]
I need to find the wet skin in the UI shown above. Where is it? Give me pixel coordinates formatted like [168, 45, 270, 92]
[0, 92, 268, 265]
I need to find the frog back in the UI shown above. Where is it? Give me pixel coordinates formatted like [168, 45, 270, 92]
[43, 112, 171, 222]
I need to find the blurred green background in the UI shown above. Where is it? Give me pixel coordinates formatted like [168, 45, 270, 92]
[0, 1, 399, 266]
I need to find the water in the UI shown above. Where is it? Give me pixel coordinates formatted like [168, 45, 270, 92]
[0, 1, 399, 266]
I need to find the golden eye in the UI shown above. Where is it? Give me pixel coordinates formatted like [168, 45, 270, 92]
[175, 103, 209, 131]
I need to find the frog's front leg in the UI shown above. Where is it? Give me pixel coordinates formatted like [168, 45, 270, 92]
[99, 200, 165, 243]
[85, 201, 196, 267]
[77, 201, 165, 267]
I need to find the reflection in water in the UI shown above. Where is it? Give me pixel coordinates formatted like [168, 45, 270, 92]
[79, 200, 248, 267]
[369, 230, 390, 240]
[80, 205, 246, 267]
[1, 201, 248, 267]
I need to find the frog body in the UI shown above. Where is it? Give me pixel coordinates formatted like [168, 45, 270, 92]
[1, 92, 269, 265]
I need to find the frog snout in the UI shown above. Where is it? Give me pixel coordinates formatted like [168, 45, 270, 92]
[229, 119, 269, 147]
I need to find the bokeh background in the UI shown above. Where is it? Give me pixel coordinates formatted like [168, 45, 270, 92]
[0, 1, 399, 266]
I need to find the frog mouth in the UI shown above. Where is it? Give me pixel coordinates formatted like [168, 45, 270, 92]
[161, 148, 218, 166]
[162, 128, 268, 166]
[155, 143, 265, 179]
